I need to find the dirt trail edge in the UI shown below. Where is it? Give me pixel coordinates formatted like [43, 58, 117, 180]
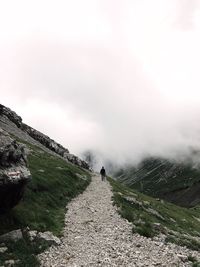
[39, 174, 200, 267]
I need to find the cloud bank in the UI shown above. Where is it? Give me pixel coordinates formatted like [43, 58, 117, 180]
[1, 0, 200, 166]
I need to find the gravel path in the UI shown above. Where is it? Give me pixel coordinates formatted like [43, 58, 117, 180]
[39, 175, 200, 266]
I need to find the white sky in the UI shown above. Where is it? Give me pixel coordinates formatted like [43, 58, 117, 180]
[1, 0, 200, 164]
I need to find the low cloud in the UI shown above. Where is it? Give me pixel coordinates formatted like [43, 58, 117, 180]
[1, 0, 200, 167]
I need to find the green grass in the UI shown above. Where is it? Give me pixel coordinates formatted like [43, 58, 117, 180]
[0, 238, 49, 267]
[166, 235, 200, 251]
[0, 144, 91, 266]
[108, 177, 200, 251]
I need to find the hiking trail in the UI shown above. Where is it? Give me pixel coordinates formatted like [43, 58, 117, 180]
[39, 174, 200, 266]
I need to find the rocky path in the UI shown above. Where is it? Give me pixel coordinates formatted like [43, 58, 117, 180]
[39, 175, 199, 266]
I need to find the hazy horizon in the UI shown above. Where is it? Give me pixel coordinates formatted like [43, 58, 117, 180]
[1, 0, 200, 166]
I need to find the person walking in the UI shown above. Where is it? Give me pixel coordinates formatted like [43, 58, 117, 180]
[100, 166, 106, 181]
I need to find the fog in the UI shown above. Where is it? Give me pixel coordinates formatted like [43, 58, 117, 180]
[1, 0, 200, 166]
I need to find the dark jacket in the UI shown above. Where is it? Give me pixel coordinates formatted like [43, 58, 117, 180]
[100, 168, 106, 176]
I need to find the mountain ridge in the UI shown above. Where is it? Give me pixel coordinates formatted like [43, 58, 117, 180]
[0, 104, 90, 170]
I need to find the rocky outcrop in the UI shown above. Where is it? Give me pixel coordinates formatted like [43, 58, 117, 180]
[21, 125, 91, 170]
[0, 228, 60, 247]
[0, 104, 22, 128]
[0, 129, 31, 213]
[63, 152, 90, 170]
[22, 124, 69, 156]
[0, 104, 90, 170]
[22, 124, 90, 170]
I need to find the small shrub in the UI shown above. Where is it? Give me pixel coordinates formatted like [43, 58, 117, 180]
[133, 222, 156, 238]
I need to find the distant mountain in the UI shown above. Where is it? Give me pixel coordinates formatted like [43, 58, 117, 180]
[114, 157, 200, 207]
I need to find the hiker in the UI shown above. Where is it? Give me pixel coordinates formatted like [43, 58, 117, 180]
[100, 166, 106, 181]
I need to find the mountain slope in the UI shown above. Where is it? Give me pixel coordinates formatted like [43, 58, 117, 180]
[114, 157, 200, 207]
[0, 104, 90, 170]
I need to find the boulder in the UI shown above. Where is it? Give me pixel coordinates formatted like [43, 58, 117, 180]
[0, 246, 8, 253]
[0, 130, 31, 213]
[26, 230, 38, 241]
[25, 229, 61, 246]
[0, 229, 23, 242]
[4, 259, 16, 267]
[36, 231, 61, 246]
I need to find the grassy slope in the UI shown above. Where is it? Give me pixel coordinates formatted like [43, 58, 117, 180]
[0, 144, 91, 266]
[108, 177, 200, 252]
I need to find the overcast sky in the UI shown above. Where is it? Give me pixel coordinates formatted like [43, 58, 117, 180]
[1, 0, 200, 165]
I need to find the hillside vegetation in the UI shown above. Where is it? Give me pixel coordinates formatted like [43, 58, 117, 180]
[109, 177, 200, 252]
[0, 143, 91, 266]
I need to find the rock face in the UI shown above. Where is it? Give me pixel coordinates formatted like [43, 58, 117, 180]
[22, 125, 90, 170]
[0, 128, 31, 213]
[0, 104, 90, 170]
[22, 124, 69, 156]
[0, 104, 22, 128]
[63, 153, 91, 170]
